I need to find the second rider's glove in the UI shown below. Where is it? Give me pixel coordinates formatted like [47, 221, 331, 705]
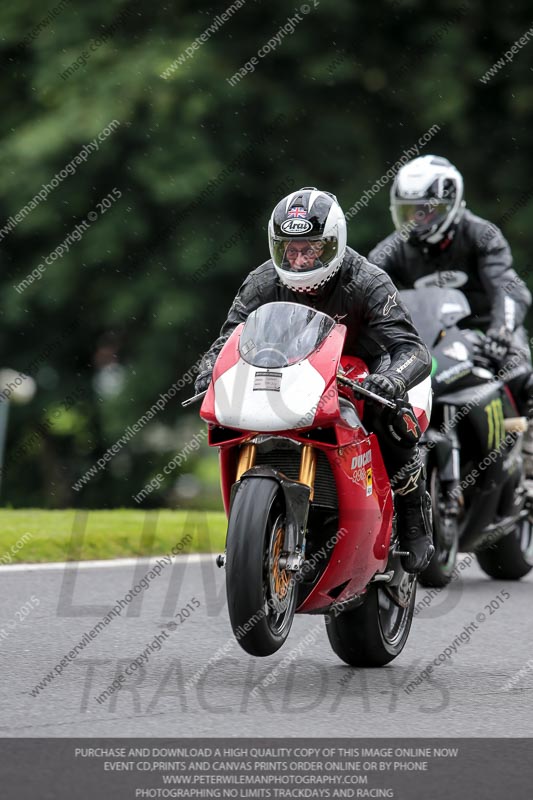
[194, 371, 212, 395]
[362, 372, 407, 403]
[483, 327, 513, 363]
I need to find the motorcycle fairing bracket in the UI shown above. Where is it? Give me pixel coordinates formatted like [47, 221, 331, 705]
[229, 465, 311, 554]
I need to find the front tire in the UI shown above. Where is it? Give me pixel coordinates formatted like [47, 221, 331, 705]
[419, 464, 459, 588]
[476, 517, 533, 580]
[225, 476, 298, 656]
[325, 573, 417, 667]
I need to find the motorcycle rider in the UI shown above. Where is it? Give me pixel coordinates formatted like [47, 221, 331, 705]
[369, 155, 533, 473]
[194, 187, 435, 573]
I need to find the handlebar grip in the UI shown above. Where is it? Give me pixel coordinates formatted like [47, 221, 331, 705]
[337, 373, 396, 409]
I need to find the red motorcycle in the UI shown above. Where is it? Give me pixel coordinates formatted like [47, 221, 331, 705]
[186, 301, 432, 666]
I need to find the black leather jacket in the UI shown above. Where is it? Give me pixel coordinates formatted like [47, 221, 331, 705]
[196, 246, 431, 391]
[368, 209, 531, 332]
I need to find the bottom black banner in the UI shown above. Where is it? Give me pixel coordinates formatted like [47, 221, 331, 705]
[1, 738, 532, 799]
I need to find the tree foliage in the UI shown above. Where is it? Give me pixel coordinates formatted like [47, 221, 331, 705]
[0, 0, 532, 506]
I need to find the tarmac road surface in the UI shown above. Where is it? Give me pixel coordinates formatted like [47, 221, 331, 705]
[0, 553, 532, 737]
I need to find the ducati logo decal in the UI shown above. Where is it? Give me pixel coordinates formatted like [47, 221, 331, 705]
[383, 292, 398, 316]
[351, 450, 372, 469]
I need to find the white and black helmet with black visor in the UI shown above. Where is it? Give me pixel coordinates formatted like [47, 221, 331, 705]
[390, 155, 465, 246]
[268, 187, 347, 293]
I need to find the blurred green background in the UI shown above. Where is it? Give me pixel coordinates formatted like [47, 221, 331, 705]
[1, 0, 532, 510]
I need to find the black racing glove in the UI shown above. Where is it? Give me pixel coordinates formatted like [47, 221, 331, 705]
[194, 371, 212, 395]
[483, 327, 513, 363]
[363, 373, 420, 445]
[362, 372, 407, 403]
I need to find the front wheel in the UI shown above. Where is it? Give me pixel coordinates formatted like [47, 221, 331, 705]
[225, 476, 298, 656]
[325, 572, 417, 667]
[476, 517, 533, 580]
[419, 464, 459, 588]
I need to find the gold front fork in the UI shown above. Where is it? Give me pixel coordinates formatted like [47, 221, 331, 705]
[236, 441, 316, 501]
[299, 445, 317, 501]
[236, 443, 256, 480]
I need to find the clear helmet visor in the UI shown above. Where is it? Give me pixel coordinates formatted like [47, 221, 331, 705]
[392, 199, 453, 235]
[271, 237, 339, 273]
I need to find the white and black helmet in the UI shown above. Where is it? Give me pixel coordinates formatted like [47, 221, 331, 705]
[268, 188, 347, 293]
[390, 155, 465, 245]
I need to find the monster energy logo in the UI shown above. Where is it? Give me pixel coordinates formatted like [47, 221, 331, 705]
[484, 398, 505, 450]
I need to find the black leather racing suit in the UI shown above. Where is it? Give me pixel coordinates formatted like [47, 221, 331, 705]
[196, 246, 432, 497]
[369, 209, 533, 412]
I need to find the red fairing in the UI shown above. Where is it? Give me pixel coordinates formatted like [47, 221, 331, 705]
[416, 408, 430, 433]
[219, 445, 238, 515]
[196, 309, 403, 617]
[306, 324, 347, 427]
[339, 354, 369, 419]
[296, 433, 393, 613]
[199, 324, 244, 425]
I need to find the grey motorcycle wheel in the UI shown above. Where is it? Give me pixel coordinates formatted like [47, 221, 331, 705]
[419, 464, 459, 588]
[325, 574, 417, 667]
[476, 517, 533, 580]
[226, 476, 298, 656]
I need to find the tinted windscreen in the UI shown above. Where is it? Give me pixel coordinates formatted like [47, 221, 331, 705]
[239, 302, 336, 368]
[401, 288, 471, 345]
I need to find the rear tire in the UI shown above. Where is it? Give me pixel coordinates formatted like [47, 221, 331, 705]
[419, 464, 459, 588]
[226, 476, 298, 656]
[476, 517, 533, 580]
[325, 574, 417, 667]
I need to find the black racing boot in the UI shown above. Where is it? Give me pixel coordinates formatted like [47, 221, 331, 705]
[395, 491, 435, 574]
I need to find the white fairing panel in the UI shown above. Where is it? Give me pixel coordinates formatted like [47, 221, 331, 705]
[407, 374, 432, 427]
[214, 358, 327, 431]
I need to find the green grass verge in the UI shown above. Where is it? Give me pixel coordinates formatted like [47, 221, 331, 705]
[0, 509, 227, 563]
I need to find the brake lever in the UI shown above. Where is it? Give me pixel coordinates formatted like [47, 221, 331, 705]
[181, 390, 207, 408]
[337, 373, 396, 410]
